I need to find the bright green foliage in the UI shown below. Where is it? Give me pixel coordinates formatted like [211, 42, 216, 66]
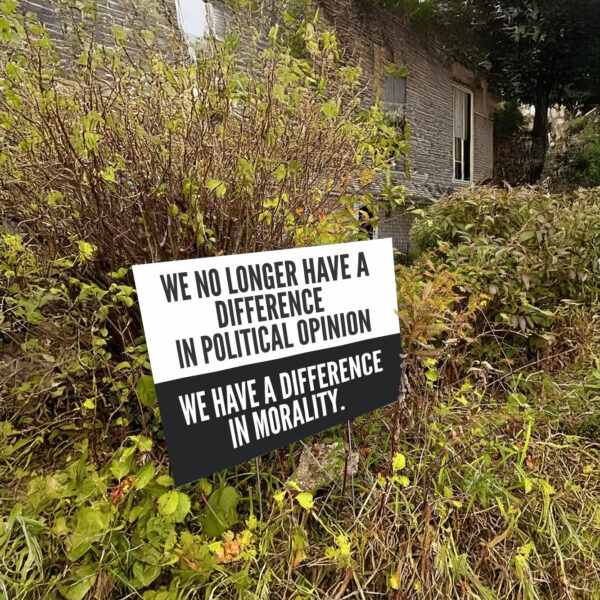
[295, 491, 314, 510]
[199, 486, 239, 538]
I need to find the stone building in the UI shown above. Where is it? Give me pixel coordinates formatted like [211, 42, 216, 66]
[19, 0, 495, 253]
[315, 1, 495, 251]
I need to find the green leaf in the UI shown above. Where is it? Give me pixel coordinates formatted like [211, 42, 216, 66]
[157, 491, 179, 515]
[519, 230, 535, 242]
[156, 475, 174, 487]
[1, 1, 18, 15]
[273, 490, 286, 507]
[82, 398, 95, 410]
[136, 375, 157, 408]
[77, 240, 96, 262]
[274, 164, 287, 183]
[67, 507, 110, 560]
[133, 561, 160, 587]
[200, 486, 239, 538]
[59, 562, 98, 600]
[113, 24, 127, 46]
[100, 165, 116, 182]
[110, 446, 135, 480]
[237, 157, 255, 179]
[198, 478, 212, 496]
[392, 452, 406, 471]
[206, 179, 227, 198]
[134, 462, 155, 490]
[321, 100, 339, 118]
[169, 491, 191, 523]
[425, 369, 438, 382]
[268, 24, 279, 44]
[74, 507, 111, 537]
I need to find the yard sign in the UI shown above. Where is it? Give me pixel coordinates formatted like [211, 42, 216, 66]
[133, 239, 402, 486]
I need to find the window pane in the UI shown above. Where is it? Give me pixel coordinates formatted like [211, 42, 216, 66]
[455, 161, 462, 180]
[453, 86, 473, 181]
[454, 137, 462, 161]
[384, 76, 406, 112]
[463, 138, 471, 181]
[453, 88, 466, 139]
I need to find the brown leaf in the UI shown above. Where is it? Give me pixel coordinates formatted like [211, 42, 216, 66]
[217, 539, 241, 564]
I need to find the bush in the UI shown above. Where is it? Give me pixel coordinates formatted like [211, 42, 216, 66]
[0, 0, 407, 482]
[558, 109, 600, 187]
[0, 5, 408, 597]
[0, 4, 406, 280]
[411, 186, 600, 358]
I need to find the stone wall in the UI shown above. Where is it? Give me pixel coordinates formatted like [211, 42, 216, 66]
[317, 1, 495, 251]
[19, 0, 180, 62]
[318, 1, 495, 196]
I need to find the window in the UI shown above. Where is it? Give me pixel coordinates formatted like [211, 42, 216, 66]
[383, 76, 407, 113]
[453, 85, 473, 182]
[175, 0, 226, 46]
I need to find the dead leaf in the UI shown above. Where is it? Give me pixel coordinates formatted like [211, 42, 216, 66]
[217, 539, 241, 563]
[291, 548, 307, 568]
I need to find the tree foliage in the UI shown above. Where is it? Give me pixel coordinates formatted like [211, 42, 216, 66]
[378, 0, 600, 180]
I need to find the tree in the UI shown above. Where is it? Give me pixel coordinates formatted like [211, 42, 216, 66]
[381, 0, 600, 181]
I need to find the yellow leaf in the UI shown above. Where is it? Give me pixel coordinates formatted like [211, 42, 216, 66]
[392, 452, 406, 471]
[77, 240, 96, 262]
[296, 492, 314, 510]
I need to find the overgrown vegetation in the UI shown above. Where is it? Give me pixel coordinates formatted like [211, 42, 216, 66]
[0, 2, 405, 271]
[554, 108, 600, 189]
[1, 2, 599, 600]
[375, 0, 600, 182]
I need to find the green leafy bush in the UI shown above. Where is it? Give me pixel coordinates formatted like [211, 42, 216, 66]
[0, 2, 409, 596]
[0, 3, 406, 277]
[411, 186, 600, 357]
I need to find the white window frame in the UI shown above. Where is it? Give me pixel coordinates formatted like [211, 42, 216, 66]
[452, 84, 474, 184]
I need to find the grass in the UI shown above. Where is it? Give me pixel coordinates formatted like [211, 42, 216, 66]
[1, 249, 600, 599]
